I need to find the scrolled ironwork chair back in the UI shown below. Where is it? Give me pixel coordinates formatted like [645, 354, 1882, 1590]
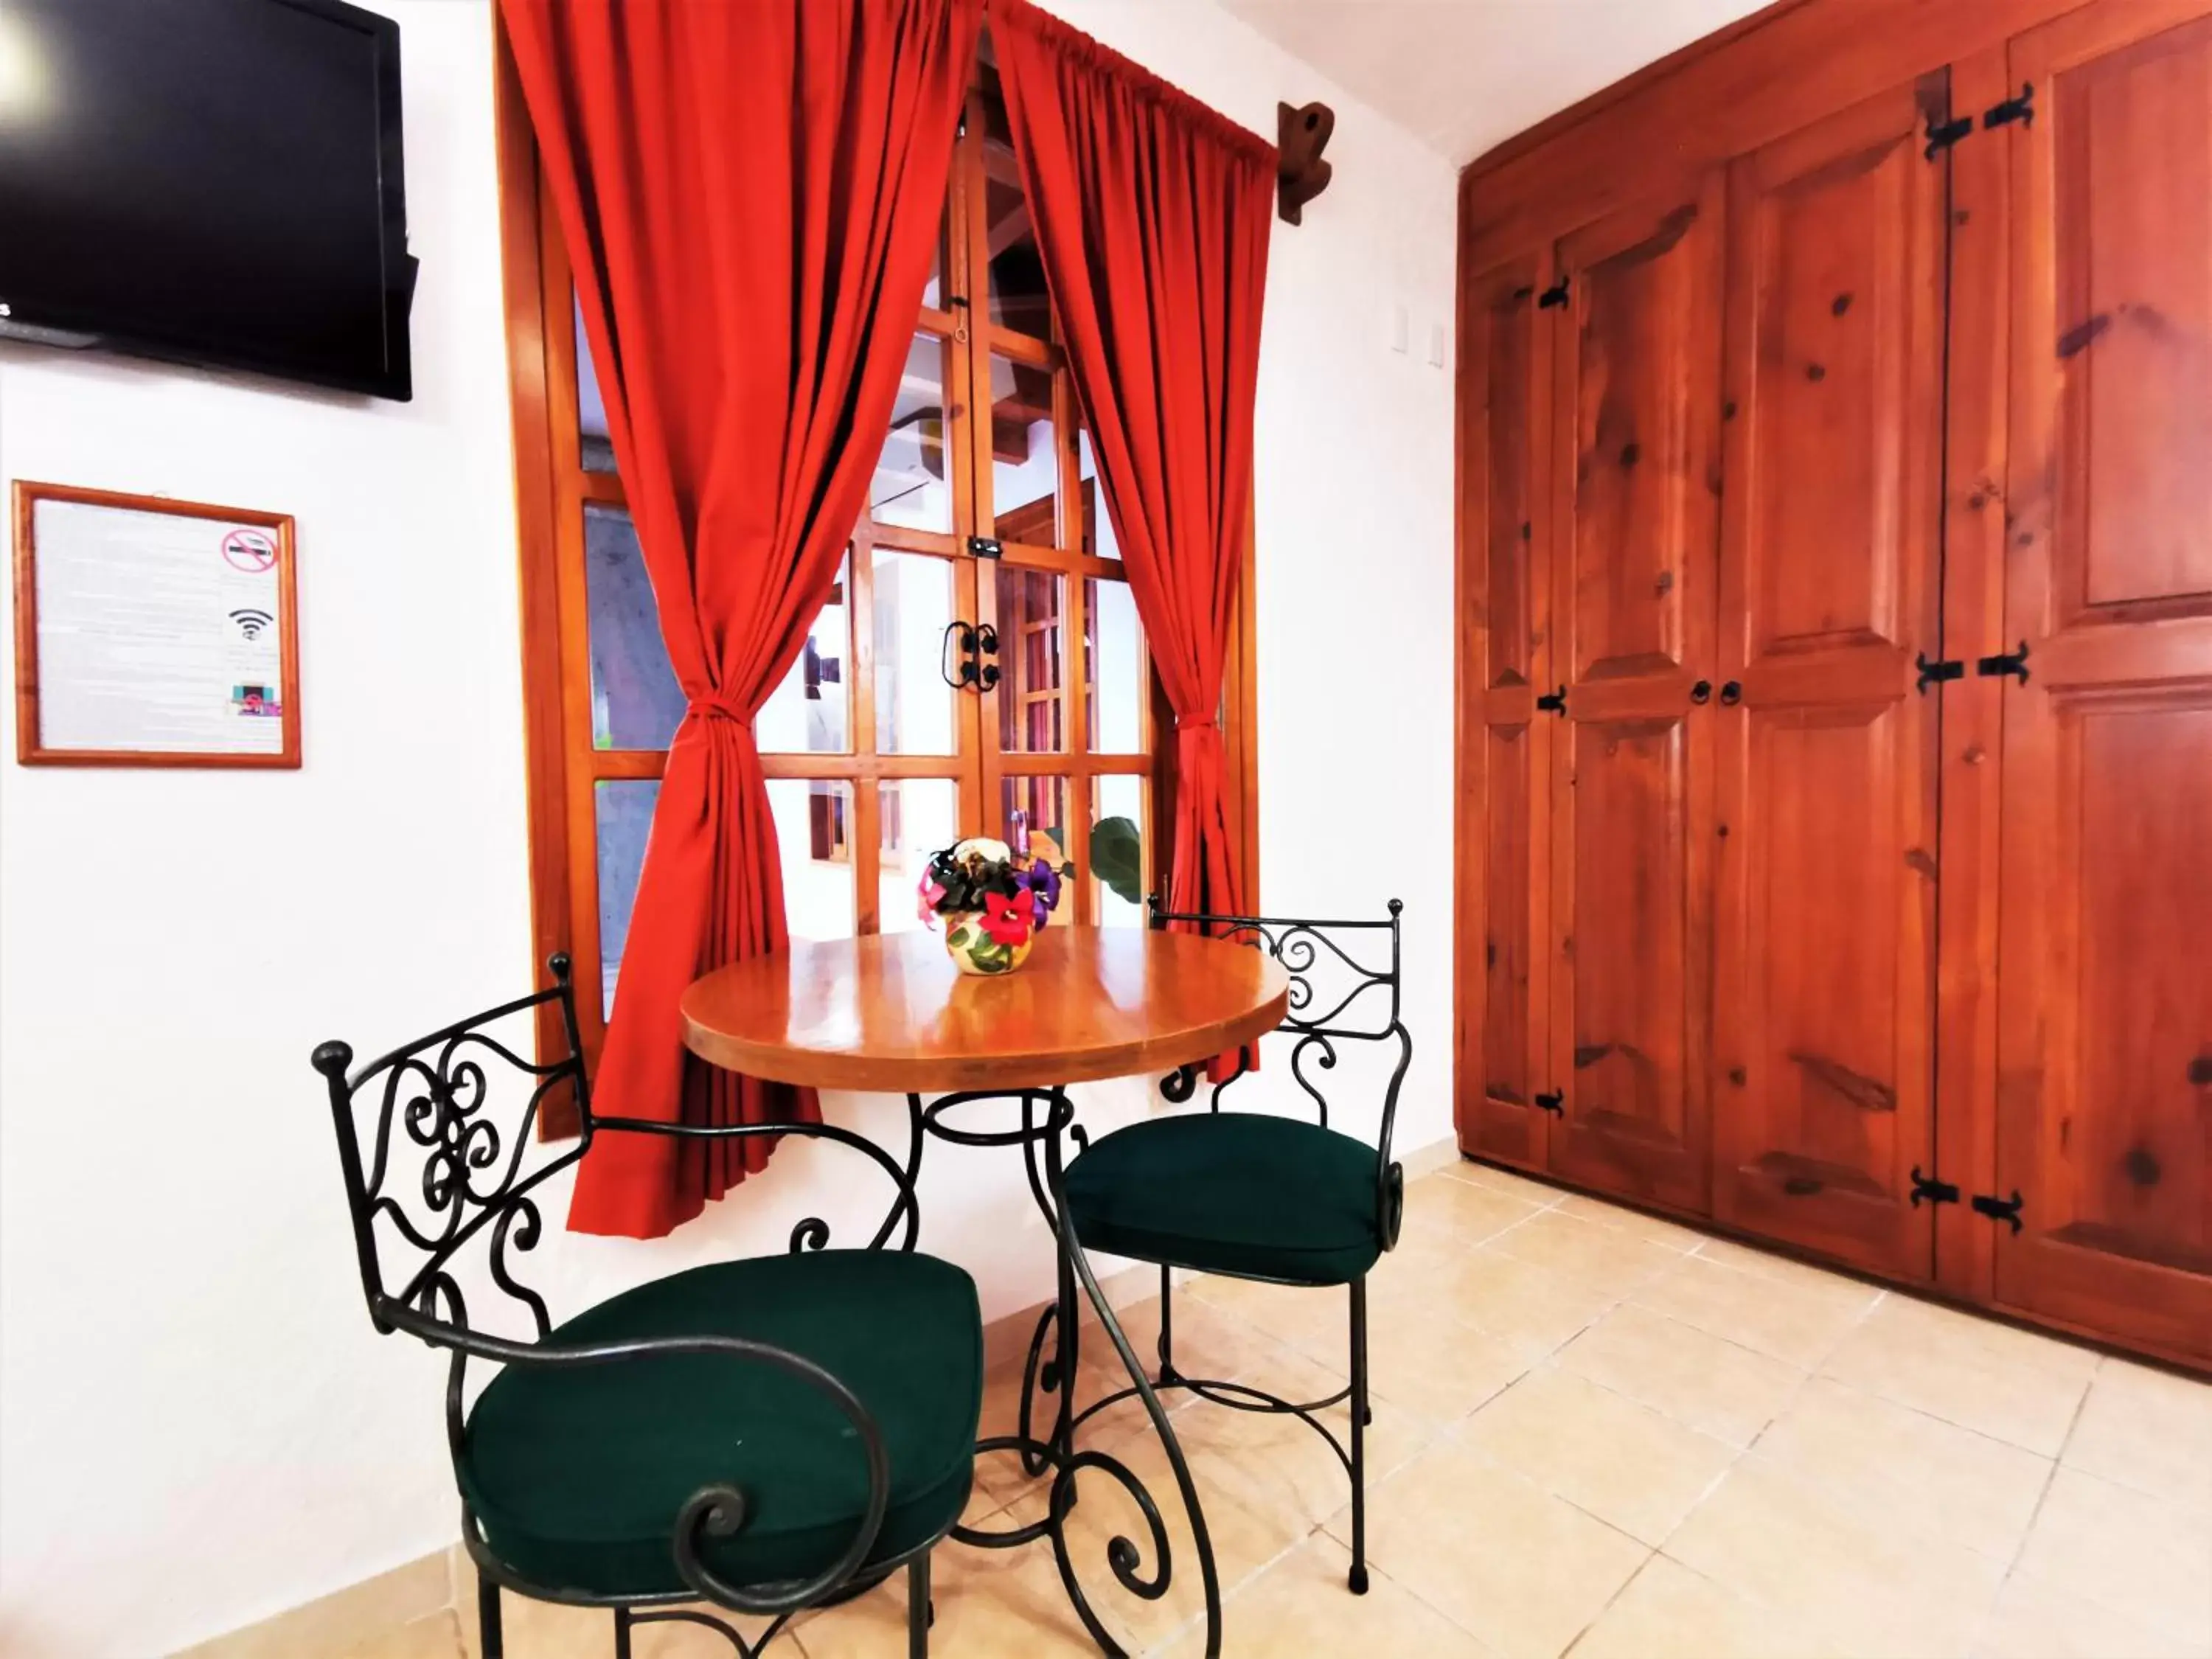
[1148, 896, 1412, 1247]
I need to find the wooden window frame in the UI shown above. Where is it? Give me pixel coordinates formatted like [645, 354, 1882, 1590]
[493, 27, 1259, 1107]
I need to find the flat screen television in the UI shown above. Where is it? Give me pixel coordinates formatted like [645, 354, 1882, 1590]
[0, 0, 416, 400]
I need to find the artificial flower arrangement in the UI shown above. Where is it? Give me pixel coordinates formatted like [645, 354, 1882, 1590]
[917, 832, 1069, 975]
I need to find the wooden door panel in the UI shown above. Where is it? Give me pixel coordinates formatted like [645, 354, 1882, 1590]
[1559, 183, 1722, 686]
[1711, 80, 1946, 1276]
[1997, 0, 2212, 1365]
[1546, 179, 1722, 1211]
[1460, 253, 1554, 1168]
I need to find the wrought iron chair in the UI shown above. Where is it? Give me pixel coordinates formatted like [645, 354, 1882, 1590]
[313, 955, 975, 1659]
[1057, 899, 1409, 1596]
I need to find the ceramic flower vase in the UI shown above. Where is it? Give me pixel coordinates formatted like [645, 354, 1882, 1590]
[942, 910, 1034, 975]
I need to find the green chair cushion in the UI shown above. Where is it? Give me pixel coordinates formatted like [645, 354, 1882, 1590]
[1063, 1112, 1383, 1286]
[459, 1249, 981, 1600]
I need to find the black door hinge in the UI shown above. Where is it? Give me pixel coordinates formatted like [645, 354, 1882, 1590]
[1909, 1166, 1961, 1208]
[1923, 114, 1973, 158]
[1984, 83, 2034, 130]
[1536, 684, 1568, 716]
[1915, 652, 1965, 693]
[966, 536, 1003, 560]
[1972, 1189, 2025, 1234]
[1537, 279, 1570, 310]
[1976, 641, 2030, 683]
[1533, 1090, 1565, 1116]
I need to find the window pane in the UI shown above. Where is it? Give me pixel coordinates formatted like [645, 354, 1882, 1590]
[574, 297, 616, 474]
[768, 779, 856, 941]
[1076, 426, 1121, 562]
[874, 334, 954, 534]
[595, 779, 658, 1018]
[990, 354, 1057, 544]
[995, 566, 1065, 755]
[979, 60, 1049, 339]
[758, 560, 850, 755]
[921, 206, 949, 313]
[1093, 773, 1146, 927]
[1087, 576, 1144, 755]
[999, 776, 1069, 873]
[872, 549, 959, 756]
[585, 505, 686, 750]
[879, 778, 960, 935]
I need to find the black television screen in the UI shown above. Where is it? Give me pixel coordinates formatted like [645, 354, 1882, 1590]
[0, 0, 415, 400]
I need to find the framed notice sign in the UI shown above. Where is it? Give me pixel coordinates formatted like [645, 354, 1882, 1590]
[12, 481, 301, 768]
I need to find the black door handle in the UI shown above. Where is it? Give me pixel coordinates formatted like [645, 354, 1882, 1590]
[975, 622, 1001, 692]
[1691, 680, 1713, 704]
[1719, 681, 1743, 706]
[940, 621, 979, 689]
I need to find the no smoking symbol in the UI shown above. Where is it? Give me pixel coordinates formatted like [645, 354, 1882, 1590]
[222, 529, 277, 574]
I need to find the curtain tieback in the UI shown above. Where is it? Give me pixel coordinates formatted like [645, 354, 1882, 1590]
[1175, 714, 1220, 731]
[687, 695, 754, 727]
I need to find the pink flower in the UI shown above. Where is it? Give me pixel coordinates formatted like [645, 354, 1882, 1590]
[916, 874, 947, 925]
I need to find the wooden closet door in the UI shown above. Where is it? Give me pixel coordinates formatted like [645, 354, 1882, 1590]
[1545, 176, 1724, 1212]
[1459, 252, 1555, 1169]
[1993, 0, 2212, 1365]
[1708, 80, 1950, 1277]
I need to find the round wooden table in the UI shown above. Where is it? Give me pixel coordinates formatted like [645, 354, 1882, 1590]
[681, 925, 1283, 1658]
[679, 925, 1290, 1094]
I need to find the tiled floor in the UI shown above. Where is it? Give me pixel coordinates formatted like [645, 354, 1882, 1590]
[353, 1161, 2212, 1659]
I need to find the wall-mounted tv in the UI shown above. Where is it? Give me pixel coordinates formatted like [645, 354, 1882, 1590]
[0, 0, 417, 401]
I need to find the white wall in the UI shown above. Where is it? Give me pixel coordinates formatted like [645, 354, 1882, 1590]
[0, 2, 1456, 1652]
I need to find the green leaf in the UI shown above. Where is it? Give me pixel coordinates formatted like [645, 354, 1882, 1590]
[1090, 815, 1143, 906]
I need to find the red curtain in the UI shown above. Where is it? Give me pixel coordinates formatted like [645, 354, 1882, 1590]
[991, 0, 1273, 1073]
[502, 0, 981, 1238]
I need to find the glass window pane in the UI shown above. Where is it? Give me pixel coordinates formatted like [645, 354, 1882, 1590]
[872, 549, 959, 756]
[758, 561, 850, 755]
[999, 776, 1069, 874]
[990, 354, 1057, 544]
[879, 779, 960, 935]
[1093, 773, 1146, 927]
[921, 206, 949, 312]
[995, 566, 1065, 755]
[1087, 577, 1145, 755]
[768, 779, 856, 941]
[585, 505, 686, 750]
[595, 779, 658, 1018]
[1076, 426, 1121, 562]
[874, 334, 954, 534]
[979, 61, 1049, 339]
[574, 297, 616, 474]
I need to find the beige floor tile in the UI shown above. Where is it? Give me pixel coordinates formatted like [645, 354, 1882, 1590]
[2061, 1356, 2212, 1512]
[1487, 1209, 1692, 1298]
[1665, 1454, 2006, 1659]
[1755, 1375, 2053, 1561]
[1329, 1438, 1650, 1659]
[1363, 1286, 1537, 1422]
[1551, 1191, 1710, 1251]
[2011, 1466, 2212, 1652]
[345, 1611, 465, 1659]
[1456, 1368, 1739, 1545]
[1185, 1271, 1345, 1363]
[1404, 1169, 1554, 1248]
[1565, 1554, 1833, 1659]
[1557, 1303, 1806, 1447]
[1439, 1245, 1627, 1360]
[1082, 1288, 1273, 1394]
[1970, 1568, 2205, 1659]
[1160, 1531, 1503, 1659]
[1820, 1295, 2099, 1457]
[793, 1537, 1099, 1658]
[1441, 1158, 1570, 1208]
[1693, 1233, 1879, 1292]
[1631, 1253, 1879, 1369]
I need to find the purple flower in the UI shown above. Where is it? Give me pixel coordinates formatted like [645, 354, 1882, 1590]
[1023, 856, 1063, 925]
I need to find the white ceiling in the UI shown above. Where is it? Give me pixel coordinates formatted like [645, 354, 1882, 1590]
[1217, 0, 1770, 165]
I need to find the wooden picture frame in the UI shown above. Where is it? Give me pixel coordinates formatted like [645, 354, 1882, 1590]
[13, 480, 302, 768]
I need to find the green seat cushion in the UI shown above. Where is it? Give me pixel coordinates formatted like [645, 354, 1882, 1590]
[459, 1250, 981, 1599]
[1063, 1113, 1383, 1286]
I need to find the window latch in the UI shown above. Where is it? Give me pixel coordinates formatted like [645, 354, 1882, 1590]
[967, 536, 1003, 560]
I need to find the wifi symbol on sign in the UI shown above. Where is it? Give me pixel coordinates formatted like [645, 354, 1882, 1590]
[229, 608, 274, 641]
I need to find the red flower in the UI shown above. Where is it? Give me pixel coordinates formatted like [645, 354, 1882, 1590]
[981, 887, 1036, 946]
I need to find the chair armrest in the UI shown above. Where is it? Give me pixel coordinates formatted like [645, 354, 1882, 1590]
[385, 1298, 891, 1615]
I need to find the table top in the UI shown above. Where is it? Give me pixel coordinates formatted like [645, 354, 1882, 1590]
[679, 926, 1290, 1093]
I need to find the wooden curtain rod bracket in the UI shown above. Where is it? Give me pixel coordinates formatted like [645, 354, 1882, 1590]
[1277, 101, 1334, 224]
